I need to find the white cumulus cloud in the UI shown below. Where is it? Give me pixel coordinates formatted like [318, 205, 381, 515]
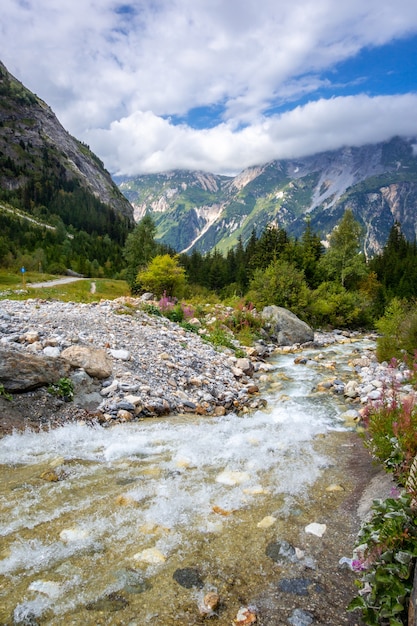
[1, 0, 417, 175]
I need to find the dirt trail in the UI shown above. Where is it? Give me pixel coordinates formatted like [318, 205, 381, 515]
[27, 276, 87, 288]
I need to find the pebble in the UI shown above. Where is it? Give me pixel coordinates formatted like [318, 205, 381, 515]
[305, 522, 327, 537]
[233, 606, 257, 624]
[198, 590, 220, 615]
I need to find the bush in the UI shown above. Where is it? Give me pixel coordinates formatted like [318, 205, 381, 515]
[137, 254, 187, 299]
[376, 298, 417, 362]
[308, 282, 371, 329]
[246, 259, 310, 318]
[362, 384, 417, 485]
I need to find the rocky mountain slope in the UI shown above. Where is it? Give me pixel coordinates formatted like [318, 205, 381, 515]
[118, 136, 417, 257]
[0, 61, 133, 221]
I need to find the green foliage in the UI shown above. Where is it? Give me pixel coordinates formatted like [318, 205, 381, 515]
[308, 281, 370, 329]
[370, 223, 417, 302]
[376, 298, 417, 362]
[48, 377, 74, 402]
[137, 254, 187, 298]
[319, 209, 367, 288]
[123, 215, 160, 289]
[0, 201, 129, 279]
[0, 384, 12, 401]
[203, 324, 237, 351]
[246, 258, 310, 318]
[221, 301, 263, 346]
[348, 492, 417, 625]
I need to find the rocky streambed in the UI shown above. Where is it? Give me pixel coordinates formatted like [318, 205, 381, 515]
[0, 297, 413, 625]
[0, 297, 412, 438]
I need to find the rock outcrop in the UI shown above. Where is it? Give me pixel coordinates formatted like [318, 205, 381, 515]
[0, 347, 70, 391]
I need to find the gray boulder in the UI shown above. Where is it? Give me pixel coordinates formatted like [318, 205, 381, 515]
[261, 306, 314, 346]
[0, 347, 70, 391]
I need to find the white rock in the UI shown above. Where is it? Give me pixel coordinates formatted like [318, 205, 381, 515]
[344, 380, 359, 398]
[109, 348, 131, 361]
[43, 346, 61, 358]
[305, 522, 327, 537]
[368, 389, 382, 400]
[100, 380, 119, 396]
[257, 515, 276, 528]
[132, 547, 166, 564]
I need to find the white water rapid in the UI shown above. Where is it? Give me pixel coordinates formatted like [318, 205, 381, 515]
[0, 339, 372, 625]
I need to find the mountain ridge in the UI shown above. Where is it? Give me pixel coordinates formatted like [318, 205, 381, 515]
[117, 136, 417, 257]
[0, 60, 134, 223]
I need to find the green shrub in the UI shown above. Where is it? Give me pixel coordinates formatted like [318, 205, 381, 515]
[376, 298, 417, 362]
[308, 282, 370, 329]
[204, 325, 236, 351]
[246, 259, 310, 318]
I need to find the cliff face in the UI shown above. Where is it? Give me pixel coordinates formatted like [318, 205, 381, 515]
[0, 61, 133, 221]
[118, 137, 417, 256]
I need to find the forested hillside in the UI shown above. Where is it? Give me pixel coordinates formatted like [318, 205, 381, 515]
[0, 61, 133, 276]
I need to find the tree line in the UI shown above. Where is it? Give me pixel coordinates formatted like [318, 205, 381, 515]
[123, 210, 417, 330]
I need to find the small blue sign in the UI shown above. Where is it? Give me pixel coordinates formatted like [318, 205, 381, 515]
[21, 267, 26, 273]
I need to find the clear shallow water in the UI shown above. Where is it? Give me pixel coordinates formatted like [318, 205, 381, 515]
[0, 340, 371, 625]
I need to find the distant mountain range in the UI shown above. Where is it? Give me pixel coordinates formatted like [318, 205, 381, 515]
[116, 136, 417, 257]
[1, 59, 415, 260]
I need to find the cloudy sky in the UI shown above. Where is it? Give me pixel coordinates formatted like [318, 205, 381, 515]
[1, 0, 417, 177]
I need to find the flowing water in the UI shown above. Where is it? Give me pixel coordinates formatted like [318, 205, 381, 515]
[0, 340, 372, 625]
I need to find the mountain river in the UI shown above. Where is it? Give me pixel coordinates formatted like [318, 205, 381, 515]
[0, 339, 376, 625]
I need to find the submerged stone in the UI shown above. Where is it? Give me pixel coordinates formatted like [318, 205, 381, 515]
[86, 592, 129, 612]
[198, 590, 220, 615]
[266, 539, 297, 563]
[173, 567, 204, 589]
[133, 547, 166, 564]
[257, 515, 276, 528]
[288, 608, 314, 626]
[115, 568, 152, 594]
[278, 577, 312, 596]
[233, 606, 257, 624]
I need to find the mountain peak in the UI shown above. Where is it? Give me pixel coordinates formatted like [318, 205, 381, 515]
[119, 136, 417, 256]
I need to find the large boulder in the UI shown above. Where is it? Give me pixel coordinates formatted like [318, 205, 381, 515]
[0, 347, 70, 391]
[60, 345, 112, 379]
[261, 306, 314, 346]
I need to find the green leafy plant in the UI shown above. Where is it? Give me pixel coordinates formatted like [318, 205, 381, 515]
[0, 384, 12, 401]
[203, 325, 237, 351]
[48, 377, 74, 402]
[348, 491, 417, 625]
